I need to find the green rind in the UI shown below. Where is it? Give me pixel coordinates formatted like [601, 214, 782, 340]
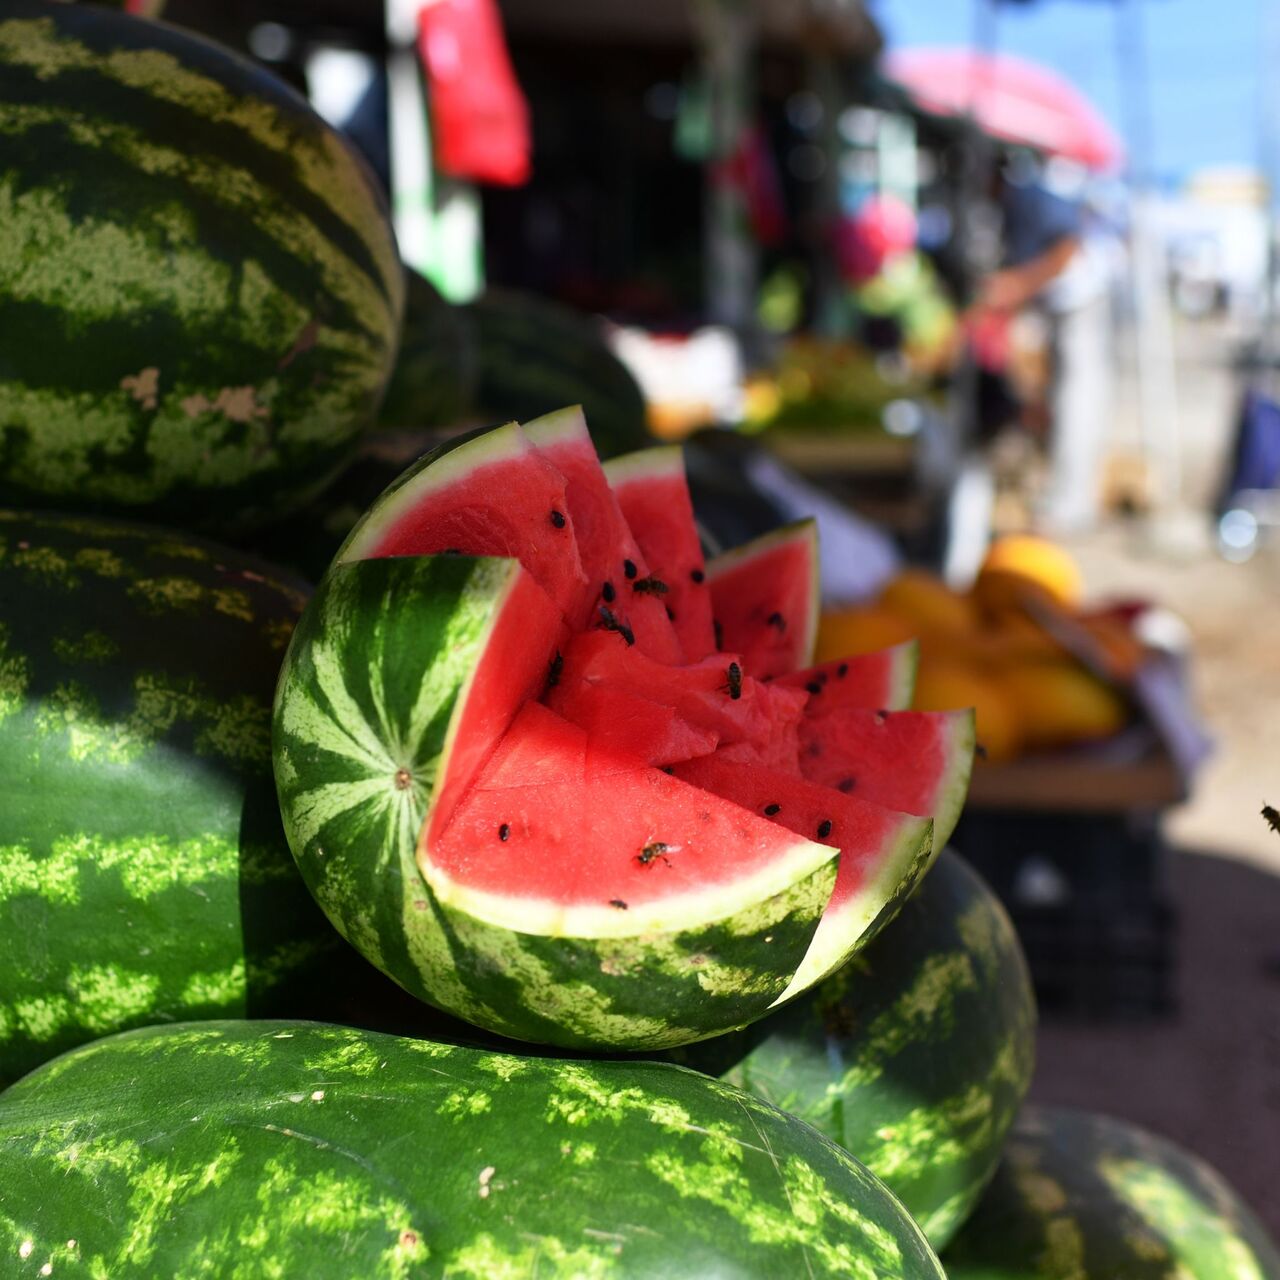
[944, 1106, 1280, 1278]
[0, 511, 339, 1087]
[689, 853, 1037, 1252]
[0, 1020, 946, 1279]
[273, 554, 840, 1050]
[0, 3, 403, 531]
[463, 288, 652, 459]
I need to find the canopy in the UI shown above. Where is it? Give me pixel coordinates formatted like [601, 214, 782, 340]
[884, 47, 1124, 172]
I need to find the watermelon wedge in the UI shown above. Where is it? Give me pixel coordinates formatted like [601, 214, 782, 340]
[524, 406, 682, 663]
[775, 641, 920, 714]
[274, 411, 975, 1051]
[673, 754, 934, 1002]
[707, 522, 820, 679]
[336, 422, 587, 617]
[799, 707, 975, 855]
[605, 444, 718, 661]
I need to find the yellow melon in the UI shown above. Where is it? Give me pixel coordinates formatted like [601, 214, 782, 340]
[997, 660, 1130, 749]
[911, 661, 1022, 764]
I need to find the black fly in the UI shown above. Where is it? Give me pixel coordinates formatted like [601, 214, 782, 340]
[1264, 804, 1280, 835]
[598, 605, 635, 646]
[721, 661, 742, 700]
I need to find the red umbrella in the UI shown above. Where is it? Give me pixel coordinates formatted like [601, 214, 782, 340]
[884, 47, 1124, 172]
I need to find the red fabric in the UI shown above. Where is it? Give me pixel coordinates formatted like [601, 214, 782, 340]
[417, 0, 531, 187]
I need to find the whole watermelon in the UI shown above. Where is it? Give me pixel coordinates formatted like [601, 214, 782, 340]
[679, 851, 1036, 1250]
[0, 512, 340, 1086]
[944, 1106, 1280, 1278]
[0, 1020, 946, 1279]
[0, 1, 403, 531]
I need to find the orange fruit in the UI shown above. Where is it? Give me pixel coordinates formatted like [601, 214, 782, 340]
[816, 605, 917, 663]
[911, 661, 1022, 764]
[996, 660, 1130, 749]
[972, 535, 1085, 617]
[877, 568, 977, 636]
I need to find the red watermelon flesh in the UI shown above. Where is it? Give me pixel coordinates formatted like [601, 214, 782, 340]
[673, 754, 935, 997]
[605, 445, 717, 662]
[713, 682, 809, 774]
[799, 707, 975, 854]
[340, 422, 588, 619]
[524, 407, 682, 664]
[548, 630, 776, 746]
[773, 642, 919, 715]
[426, 565, 568, 839]
[547, 681, 719, 768]
[429, 703, 838, 935]
[707, 522, 820, 680]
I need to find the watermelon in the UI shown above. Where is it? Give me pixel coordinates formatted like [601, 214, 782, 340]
[707, 522, 821, 679]
[700, 852, 1037, 1251]
[605, 445, 718, 661]
[274, 414, 973, 1050]
[0, 512, 339, 1087]
[799, 706, 975, 855]
[672, 754, 935, 1000]
[944, 1106, 1280, 1278]
[0, 1020, 946, 1279]
[775, 642, 920, 715]
[0, 2, 403, 531]
[523, 406, 682, 662]
[463, 287, 652, 459]
[376, 269, 478, 433]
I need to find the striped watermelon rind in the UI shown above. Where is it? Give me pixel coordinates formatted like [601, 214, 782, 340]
[699, 851, 1037, 1251]
[0, 2, 403, 531]
[273, 553, 840, 1049]
[0, 511, 339, 1087]
[0, 1020, 946, 1278]
[944, 1105, 1280, 1278]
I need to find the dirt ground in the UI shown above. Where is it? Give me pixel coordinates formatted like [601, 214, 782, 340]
[1001, 315, 1280, 1236]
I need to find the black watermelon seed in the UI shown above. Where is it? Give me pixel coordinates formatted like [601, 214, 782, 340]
[690, 568, 705, 584]
[713, 620, 724, 649]
[498, 823, 510, 841]
[975, 743, 989, 760]
[623, 559, 637, 579]
[837, 777, 856, 793]
[764, 803, 781, 816]
[666, 606, 676, 621]
[661, 766, 674, 774]
[876, 709, 889, 724]
[817, 819, 833, 839]
[602, 581, 616, 603]
[837, 663, 849, 678]
[767, 611, 786, 631]
[547, 651, 563, 688]
[805, 681, 822, 695]
[550, 510, 567, 529]
[442, 548, 462, 555]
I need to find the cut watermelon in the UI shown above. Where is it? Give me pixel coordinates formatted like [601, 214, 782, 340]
[707, 521, 820, 680]
[673, 754, 934, 1002]
[774, 642, 919, 714]
[524, 407, 682, 663]
[275, 409, 975, 1051]
[605, 445, 718, 662]
[799, 707, 975, 855]
[337, 422, 587, 617]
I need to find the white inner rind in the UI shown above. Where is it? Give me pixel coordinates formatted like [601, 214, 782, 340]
[420, 833, 840, 940]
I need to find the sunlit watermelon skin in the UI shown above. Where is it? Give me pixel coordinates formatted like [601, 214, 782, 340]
[944, 1106, 1280, 1278]
[273, 555, 837, 1050]
[274, 415, 973, 1051]
[702, 853, 1037, 1251]
[0, 512, 338, 1088]
[0, 2, 402, 531]
[0, 1020, 946, 1279]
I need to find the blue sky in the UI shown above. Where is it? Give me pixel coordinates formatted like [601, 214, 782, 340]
[868, 0, 1267, 186]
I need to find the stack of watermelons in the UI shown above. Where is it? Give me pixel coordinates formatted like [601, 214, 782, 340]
[0, 4, 1276, 1277]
